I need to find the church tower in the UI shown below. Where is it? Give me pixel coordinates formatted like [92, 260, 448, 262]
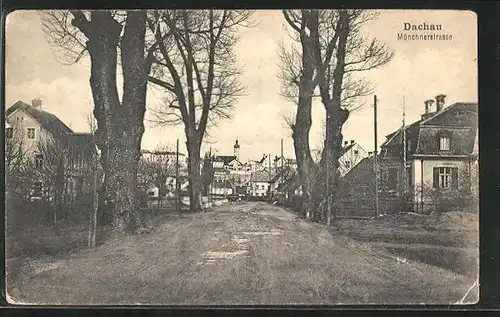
[234, 139, 240, 161]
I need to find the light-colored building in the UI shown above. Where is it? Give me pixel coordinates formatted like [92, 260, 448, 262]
[249, 170, 271, 197]
[379, 95, 478, 212]
[5, 99, 97, 203]
[338, 140, 367, 177]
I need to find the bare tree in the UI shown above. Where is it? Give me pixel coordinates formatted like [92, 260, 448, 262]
[147, 10, 252, 211]
[4, 122, 42, 203]
[34, 137, 68, 224]
[280, 10, 393, 223]
[138, 145, 176, 208]
[5, 122, 29, 179]
[42, 10, 164, 234]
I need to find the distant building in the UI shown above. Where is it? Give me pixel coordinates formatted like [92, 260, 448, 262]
[249, 170, 271, 197]
[139, 149, 188, 202]
[210, 154, 238, 197]
[338, 140, 367, 177]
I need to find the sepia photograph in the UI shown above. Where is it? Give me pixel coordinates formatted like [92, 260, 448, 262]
[4, 9, 478, 305]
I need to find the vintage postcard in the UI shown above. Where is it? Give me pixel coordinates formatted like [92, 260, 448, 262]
[4, 9, 478, 305]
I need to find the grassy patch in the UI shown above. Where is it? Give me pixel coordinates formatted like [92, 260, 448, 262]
[333, 211, 478, 280]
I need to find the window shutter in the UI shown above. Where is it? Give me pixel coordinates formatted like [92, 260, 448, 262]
[451, 167, 459, 189]
[433, 167, 439, 188]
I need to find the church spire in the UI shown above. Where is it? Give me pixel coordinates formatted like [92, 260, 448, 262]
[234, 139, 240, 160]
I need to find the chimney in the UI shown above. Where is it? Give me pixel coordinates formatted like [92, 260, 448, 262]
[368, 151, 373, 156]
[424, 99, 434, 114]
[32, 98, 42, 109]
[350, 140, 355, 145]
[421, 99, 437, 120]
[344, 141, 349, 146]
[435, 94, 446, 112]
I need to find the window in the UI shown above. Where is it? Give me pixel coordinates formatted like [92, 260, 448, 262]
[354, 150, 359, 155]
[6, 127, 13, 139]
[345, 161, 351, 169]
[438, 167, 451, 188]
[27, 128, 36, 139]
[433, 167, 458, 189]
[439, 136, 450, 151]
[35, 154, 43, 168]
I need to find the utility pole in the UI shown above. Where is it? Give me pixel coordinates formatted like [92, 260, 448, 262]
[374, 95, 379, 219]
[268, 153, 272, 199]
[280, 138, 284, 204]
[402, 96, 407, 202]
[326, 113, 331, 225]
[176, 139, 180, 212]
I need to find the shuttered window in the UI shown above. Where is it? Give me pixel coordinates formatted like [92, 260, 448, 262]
[433, 167, 459, 189]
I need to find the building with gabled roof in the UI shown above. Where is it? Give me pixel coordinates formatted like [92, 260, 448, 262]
[249, 169, 271, 197]
[5, 99, 98, 203]
[379, 94, 478, 212]
[338, 140, 368, 177]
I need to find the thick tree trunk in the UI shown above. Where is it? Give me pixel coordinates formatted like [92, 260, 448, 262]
[318, 106, 349, 223]
[80, 11, 148, 235]
[292, 23, 318, 220]
[312, 10, 350, 225]
[186, 131, 202, 212]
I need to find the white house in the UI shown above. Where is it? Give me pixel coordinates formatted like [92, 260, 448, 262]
[338, 140, 368, 177]
[379, 95, 478, 212]
[5, 99, 97, 203]
[249, 170, 271, 197]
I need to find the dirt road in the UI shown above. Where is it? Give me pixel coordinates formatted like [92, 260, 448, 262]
[8, 202, 476, 305]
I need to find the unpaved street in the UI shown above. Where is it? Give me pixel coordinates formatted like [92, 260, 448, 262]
[8, 202, 476, 305]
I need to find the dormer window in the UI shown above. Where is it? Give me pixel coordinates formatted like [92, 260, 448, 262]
[439, 135, 451, 151]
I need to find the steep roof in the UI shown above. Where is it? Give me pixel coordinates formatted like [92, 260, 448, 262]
[380, 102, 478, 151]
[214, 155, 236, 165]
[340, 143, 356, 156]
[6, 101, 73, 140]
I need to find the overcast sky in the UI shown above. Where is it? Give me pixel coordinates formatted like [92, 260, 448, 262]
[5, 10, 477, 161]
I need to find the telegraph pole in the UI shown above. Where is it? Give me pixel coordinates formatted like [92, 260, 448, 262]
[325, 114, 330, 225]
[402, 96, 407, 201]
[374, 95, 379, 219]
[280, 138, 284, 204]
[176, 139, 180, 212]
